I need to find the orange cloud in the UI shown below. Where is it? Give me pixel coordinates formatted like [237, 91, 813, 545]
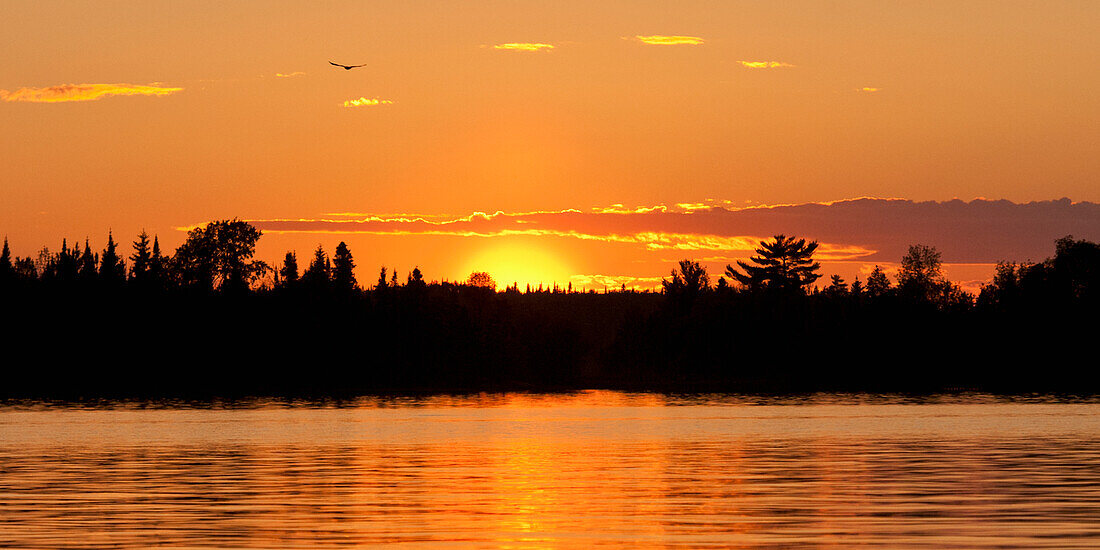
[492, 43, 555, 52]
[208, 198, 1100, 265]
[342, 97, 394, 107]
[0, 83, 183, 103]
[275, 72, 306, 78]
[860, 87, 881, 92]
[737, 61, 795, 69]
[569, 274, 666, 290]
[634, 35, 704, 45]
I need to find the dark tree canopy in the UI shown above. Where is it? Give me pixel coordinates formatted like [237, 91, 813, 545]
[467, 271, 496, 289]
[726, 234, 821, 292]
[865, 265, 891, 297]
[172, 219, 265, 292]
[301, 245, 331, 289]
[279, 251, 299, 286]
[100, 231, 126, 284]
[663, 260, 710, 300]
[130, 231, 152, 283]
[332, 242, 357, 291]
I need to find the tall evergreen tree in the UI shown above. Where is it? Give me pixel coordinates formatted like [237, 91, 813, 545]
[78, 239, 98, 282]
[825, 274, 848, 296]
[301, 245, 330, 289]
[149, 235, 167, 287]
[130, 230, 152, 283]
[376, 266, 389, 291]
[865, 265, 891, 298]
[332, 242, 357, 291]
[279, 251, 299, 286]
[725, 234, 821, 293]
[100, 231, 126, 284]
[0, 237, 12, 281]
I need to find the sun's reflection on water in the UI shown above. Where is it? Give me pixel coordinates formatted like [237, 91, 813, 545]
[1, 393, 1099, 548]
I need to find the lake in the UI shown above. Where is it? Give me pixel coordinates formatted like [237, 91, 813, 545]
[1, 392, 1098, 548]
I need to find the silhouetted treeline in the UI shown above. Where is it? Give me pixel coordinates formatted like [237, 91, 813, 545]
[1, 223, 1097, 398]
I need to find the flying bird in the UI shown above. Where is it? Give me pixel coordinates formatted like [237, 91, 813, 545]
[329, 61, 366, 71]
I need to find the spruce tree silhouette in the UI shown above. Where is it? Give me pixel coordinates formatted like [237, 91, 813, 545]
[302, 245, 330, 290]
[332, 242, 357, 291]
[148, 235, 168, 289]
[865, 265, 891, 298]
[129, 231, 152, 284]
[0, 238, 12, 281]
[78, 239, 98, 283]
[279, 251, 299, 287]
[100, 231, 126, 285]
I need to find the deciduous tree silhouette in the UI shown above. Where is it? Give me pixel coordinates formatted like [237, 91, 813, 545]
[898, 244, 946, 302]
[467, 271, 496, 289]
[173, 219, 265, 292]
[725, 234, 821, 293]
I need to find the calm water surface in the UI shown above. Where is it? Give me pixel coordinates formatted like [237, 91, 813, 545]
[1, 392, 1098, 548]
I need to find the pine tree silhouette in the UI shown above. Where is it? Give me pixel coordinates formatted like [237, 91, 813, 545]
[332, 242, 357, 291]
[725, 235, 821, 292]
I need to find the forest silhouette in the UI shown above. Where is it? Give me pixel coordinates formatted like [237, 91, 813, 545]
[1, 220, 1097, 398]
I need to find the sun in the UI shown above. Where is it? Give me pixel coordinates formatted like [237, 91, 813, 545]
[462, 240, 574, 290]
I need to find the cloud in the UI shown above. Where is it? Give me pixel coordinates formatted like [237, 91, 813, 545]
[207, 198, 1100, 266]
[0, 83, 183, 103]
[342, 97, 394, 107]
[492, 43, 555, 52]
[737, 61, 795, 69]
[275, 72, 306, 78]
[859, 87, 881, 92]
[569, 274, 666, 289]
[634, 35, 704, 46]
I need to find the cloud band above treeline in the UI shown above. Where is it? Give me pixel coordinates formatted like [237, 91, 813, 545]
[0, 83, 183, 103]
[201, 198, 1100, 264]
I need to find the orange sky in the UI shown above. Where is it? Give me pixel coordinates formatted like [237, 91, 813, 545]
[2, 1, 1098, 290]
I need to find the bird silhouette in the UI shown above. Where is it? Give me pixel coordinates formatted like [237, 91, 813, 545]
[329, 61, 366, 71]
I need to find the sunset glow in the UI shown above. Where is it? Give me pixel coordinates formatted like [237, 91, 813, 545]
[1, 1, 1097, 290]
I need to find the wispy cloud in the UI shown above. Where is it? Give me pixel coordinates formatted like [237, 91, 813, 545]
[0, 83, 183, 103]
[737, 61, 795, 69]
[634, 35, 704, 46]
[492, 43, 555, 52]
[342, 97, 395, 107]
[275, 72, 306, 78]
[569, 274, 666, 289]
[191, 198, 1100, 266]
[859, 87, 881, 92]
